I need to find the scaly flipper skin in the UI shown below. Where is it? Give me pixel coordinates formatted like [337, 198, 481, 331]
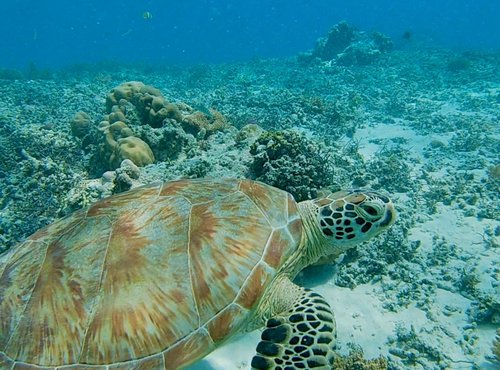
[251, 279, 336, 370]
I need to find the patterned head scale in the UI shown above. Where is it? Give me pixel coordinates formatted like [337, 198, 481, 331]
[314, 189, 396, 246]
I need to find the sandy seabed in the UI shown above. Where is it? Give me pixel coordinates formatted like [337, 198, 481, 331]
[0, 44, 499, 369]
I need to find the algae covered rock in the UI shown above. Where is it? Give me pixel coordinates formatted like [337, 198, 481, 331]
[250, 130, 333, 201]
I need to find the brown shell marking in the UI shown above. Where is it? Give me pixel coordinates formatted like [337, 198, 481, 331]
[0, 240, 47, 350]
[80, 194, 197, 363]
[188, 191, 270, 323]
[0, 179, 303, 369]
[163, 328, 215, 370]
[234, 262, 274, 309]
[159, 178, 239, 204]
[1, 213, 100, 364]
[206, 304, 245, 342]
[108, 353, 165, 370]
[239, 179, 289, 228]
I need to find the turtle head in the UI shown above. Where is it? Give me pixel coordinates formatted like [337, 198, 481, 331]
[312, 189, 396, 254]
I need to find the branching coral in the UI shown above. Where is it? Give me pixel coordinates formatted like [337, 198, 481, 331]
[333, 346, 388, 369]
[249, 130, 333, 201]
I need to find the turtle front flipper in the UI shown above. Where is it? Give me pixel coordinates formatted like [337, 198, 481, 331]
[251, 285, 336, 370]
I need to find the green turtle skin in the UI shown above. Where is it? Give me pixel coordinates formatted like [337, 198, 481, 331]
[0, 178, 396, 369]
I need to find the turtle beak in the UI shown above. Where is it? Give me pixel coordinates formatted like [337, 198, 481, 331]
[379, 203, 396, 228]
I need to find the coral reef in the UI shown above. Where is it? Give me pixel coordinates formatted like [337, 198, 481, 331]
[387, 324, 445, 367]
[139, 123, 194, 162]
[70, 111, 92, 138]
[96, 81, 232, 170]
[235, 123, 265, 147]
[97, 117, 154, 170]
[105, 81, 171, 128]
[299, 21, 393, 66]
[467, 294, 500, 325]
[0, 99, 84, 251]
[109, 136, 155, 169]
[0, 148, 80, 253]
[335, 217, 417, 290]
[249, 130, 334, 201]
[333, 346, 388, 369]
[106, 81, 230, 136]
[99, 83, 182, 169]
[312, 21, 356, 60]
[364, 144, 416, 193]
[337, 42, 383, 66]
[181, 108, 231, 138]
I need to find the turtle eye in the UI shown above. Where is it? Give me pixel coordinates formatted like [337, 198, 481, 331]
[359, 203, 383, 221]
[360, 204, 378, 216]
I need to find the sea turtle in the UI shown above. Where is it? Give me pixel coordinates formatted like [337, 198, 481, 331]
[0, 178, 396, 370]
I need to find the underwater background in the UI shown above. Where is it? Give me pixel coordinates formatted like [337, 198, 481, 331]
[1, 0, 500, 68]
[0, 1, 499, 369]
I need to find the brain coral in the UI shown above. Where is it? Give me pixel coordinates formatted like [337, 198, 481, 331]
[97, 119, 154, 170]
[109, 136, 155, 169]
[97, 82, 233, 170]
[106, 81, 176, 128]
[70, 111, 91, 138]
[105, 81, 148, 111]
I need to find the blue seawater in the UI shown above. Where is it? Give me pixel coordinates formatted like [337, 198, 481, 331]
[0, 0, 499, 69]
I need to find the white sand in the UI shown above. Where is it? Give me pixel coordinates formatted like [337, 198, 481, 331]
[188, 205, 499, 369]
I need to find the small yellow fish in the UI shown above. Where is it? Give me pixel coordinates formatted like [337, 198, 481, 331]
[142, 11, 153, 20]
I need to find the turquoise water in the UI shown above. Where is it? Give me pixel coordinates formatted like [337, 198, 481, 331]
[0, 1, 499, 369]
[0, 1, 499, 68]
